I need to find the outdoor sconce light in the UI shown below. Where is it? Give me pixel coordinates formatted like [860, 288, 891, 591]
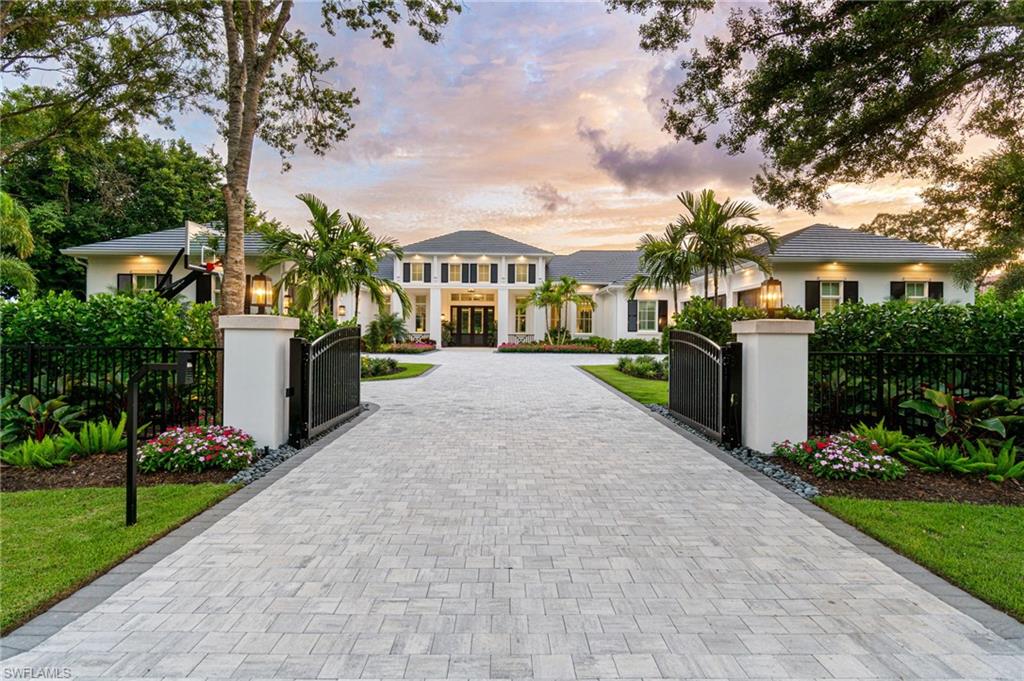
[759, 277, 783, 317]
[338, 304, 347, 318]
[441, 313, 447, 322]
[250, 273, 272, 313]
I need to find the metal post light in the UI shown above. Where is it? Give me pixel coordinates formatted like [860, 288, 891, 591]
[250, 273, 272, 314]
[759, 277, 783, 318]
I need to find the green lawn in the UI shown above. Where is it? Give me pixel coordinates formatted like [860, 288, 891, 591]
[363, 362, 434, 381]
[0, 483, 237, 633]
[581, 365, 668, 406]
[817, 497, 1024, 621]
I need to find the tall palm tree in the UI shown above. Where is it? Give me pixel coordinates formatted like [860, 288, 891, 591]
[554, 275, 594, 343]
[527, 279, 561, 340]
[345, 214, 407, 320]
[259, 193, 410, 318]
[626, 225, 697, 315]
[673, 190, 778, 301]
[0, 191, 36, 297]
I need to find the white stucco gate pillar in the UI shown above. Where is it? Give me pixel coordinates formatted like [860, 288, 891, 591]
[731, 319, 815, 452]
[219, 315, 299, 448]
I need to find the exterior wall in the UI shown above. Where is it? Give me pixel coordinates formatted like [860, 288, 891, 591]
[683, 261, 975, 307]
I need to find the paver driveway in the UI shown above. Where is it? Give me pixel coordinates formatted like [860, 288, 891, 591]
[3, 349, 1022, 680]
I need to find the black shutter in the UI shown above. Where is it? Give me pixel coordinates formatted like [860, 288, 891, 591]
[462, 263, 469, 282]
[627, 300, 638, 332]
[805, 280, 820, 311]
[508, 263, 516, 283]
[244, 274, 252, 311]
[657, 300, 669, 331]
[928, 281, 944, 300]
[890, 281, 906, 300]
[528, 263, 536, 283]
[403, 262, 411, 283]
[195, 274, 212, 303]
[842, 280, 859, 303]
[116, 273, 133, 292]
[491, 263, 498, 283]
[441, 263, 449, 283]
[469, 263, 478, 283]
[423, 262, 431, 283]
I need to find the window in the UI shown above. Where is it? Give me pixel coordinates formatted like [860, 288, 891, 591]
[515, 296, 527, 333]
[637, 300, 657, 332]
[414, 295, 427, 332]
[906, 281, 928, 302]
[515, 263, 530, 282]
[409, 262, 425, 282]
[379, 296, 391, 317]
[478, 263, 490, 283]
[550, 305, 560, 330]
[451, 292, 495, 302]
[576, 297, 593, 334]
[134, 274, 158, 292]
[449, 262, 462, 283]
[819, 281, 842, 314]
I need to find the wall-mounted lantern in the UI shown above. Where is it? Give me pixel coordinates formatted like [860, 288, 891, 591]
[338, 304, 347, 318]
[250, 273, 272, 313]
[758, 277, 783, 318]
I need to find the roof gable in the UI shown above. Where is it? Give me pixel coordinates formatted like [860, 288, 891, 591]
[402, 230, 551, 255]
[753, 224, 970, 262]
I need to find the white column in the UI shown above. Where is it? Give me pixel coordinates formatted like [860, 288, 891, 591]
[496, 288, 509, 346]
[429, 287, 442, 344]
[731, 319, 815, 452]
[219, 315, 299, 448]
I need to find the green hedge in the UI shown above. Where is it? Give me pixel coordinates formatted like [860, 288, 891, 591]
[0, 291, 216, 348]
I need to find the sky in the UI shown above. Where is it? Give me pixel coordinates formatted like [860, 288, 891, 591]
[160, 1, 927, 254]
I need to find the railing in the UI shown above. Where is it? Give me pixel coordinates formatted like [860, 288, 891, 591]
[289, 325, 361, 446]
[668, 330, 742, 446]
[0, 344, 222, 438]
[808, 350, 1021, 435]
[507, 333, 535, 345]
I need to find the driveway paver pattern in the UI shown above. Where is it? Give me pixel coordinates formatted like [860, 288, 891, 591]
[3, 349, 1022, 680]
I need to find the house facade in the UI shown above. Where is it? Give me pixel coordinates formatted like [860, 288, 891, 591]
[64, 223, 974, 347]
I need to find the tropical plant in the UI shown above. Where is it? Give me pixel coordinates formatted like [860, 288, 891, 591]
[527, 279, 562, 341]
[4, 393, 84, 443]
[670, 190, 778, 299]
[0, 190, 36, 297]
[361, 356, 400, 378]
[58, 413, 136, 457]
[259, 194, 411, 318]
[627, 225, 696, 316]
[961, 440, 1024, 483]
[555, 276, 594, 344]
[898, 442, 993, 475]
[900, 388, 1022, 445]
[617, 355, 668, 380]
[850, 421, 921, 457]
[1, 436, 71, 468]
[364, 312, 409, 352]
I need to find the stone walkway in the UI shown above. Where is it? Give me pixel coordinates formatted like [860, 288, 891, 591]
[3, 350, 1022, 679]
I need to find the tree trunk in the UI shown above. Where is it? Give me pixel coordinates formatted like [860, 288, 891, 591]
[220, 184, 247, 315]
[703, 266, 709, 298]
[713, 270, 719, 303]
[353, 283, 361, 321]
[672, 283, 678, 315]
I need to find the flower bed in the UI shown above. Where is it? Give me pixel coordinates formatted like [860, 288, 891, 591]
[381, 342, 436, 354]
[773, 433, 906, 481]
[138, 425, 256, 473]
[497, 343, 601, 353]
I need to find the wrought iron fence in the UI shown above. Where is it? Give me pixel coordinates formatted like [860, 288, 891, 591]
[808, 350, 1021, 435]
[0, 344, 222, 438]
[289, 325, 361, 446]
[668, 330, 742, 446]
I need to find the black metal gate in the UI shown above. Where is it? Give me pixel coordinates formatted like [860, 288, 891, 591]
[288, 325, 361, 446]
[668, 330, 742, 447]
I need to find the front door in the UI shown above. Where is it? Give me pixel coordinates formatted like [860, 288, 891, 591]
[452, 305, 495, 347]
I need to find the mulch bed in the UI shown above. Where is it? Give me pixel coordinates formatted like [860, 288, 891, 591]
[1, 453, 234, 493]
[773, 456, 1024, 506]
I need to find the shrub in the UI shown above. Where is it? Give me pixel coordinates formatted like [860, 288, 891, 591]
[961, 440, 1024, 482]
[496, 343, 601, 353]
[899, 441, 994, 475]
[382, 342, 435, 354]
[289, 308, 349, 340]
[617, 355, 669, 380]
[138, 425, 256, 473]
[1, 436, 71, 468]
[900, 388, 1024, 446]
[572, 336, 613, 352]
[361, 356, 400, 377]
[773, 433, 906, 481]
[1, 392, 83, 443]
[611, 337, 662, 354]
[850, 420, 924, 457]
[59, 413, 133, 456]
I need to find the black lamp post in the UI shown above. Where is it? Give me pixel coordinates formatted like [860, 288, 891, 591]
[250, 273, 272, 314]
[759, 277, 783, 318]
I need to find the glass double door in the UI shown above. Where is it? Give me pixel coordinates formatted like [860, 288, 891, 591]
[452, 305, 495, 347]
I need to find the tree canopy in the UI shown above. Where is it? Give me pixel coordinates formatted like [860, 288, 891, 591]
[608, 0, 1024, 211]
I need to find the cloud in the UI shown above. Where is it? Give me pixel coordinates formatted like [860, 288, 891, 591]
[576, 120, 701, 193]
[524, 182, 572, 212]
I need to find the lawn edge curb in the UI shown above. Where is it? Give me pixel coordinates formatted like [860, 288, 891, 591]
[575, 365, 1024, 649]
[0, 403, 380, 661]
[364, 362, 438, 382]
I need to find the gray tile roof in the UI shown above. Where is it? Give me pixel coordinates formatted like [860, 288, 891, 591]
[375, 257, 394, 280]
[750, 223, 971, 262]
[547, 250, 641, 285]
[61, 226, 269, 257]
[403, 230, 552, 255]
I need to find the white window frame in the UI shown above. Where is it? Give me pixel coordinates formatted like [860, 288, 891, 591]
[819, 281, 843, 314]
[905, 281, 928, 302]
[449, 263, 462, 283]
[514, 296, 527, 333]
[576, 297, 593, 334]
[414, 295, 427, 332]
[637, 300, 657, 332]
[515, 263, 530, 283]
[478, 264, 490, 284]
[409, 262, 425, 282]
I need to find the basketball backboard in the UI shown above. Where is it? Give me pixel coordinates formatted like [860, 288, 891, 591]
[185, 221, 223, 274]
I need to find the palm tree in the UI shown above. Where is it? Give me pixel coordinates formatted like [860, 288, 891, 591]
[527, 279, 561, 340]
[345, 215, 406, 320]
[554, 275, 594, 343]
[259, 193, 410, 318]
[673, 190, 778, 301]
[626, 225, 697, 315]
[0, 191, 36, 297]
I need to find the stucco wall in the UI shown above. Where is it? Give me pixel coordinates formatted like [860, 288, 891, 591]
[82, 255, 282, 303]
